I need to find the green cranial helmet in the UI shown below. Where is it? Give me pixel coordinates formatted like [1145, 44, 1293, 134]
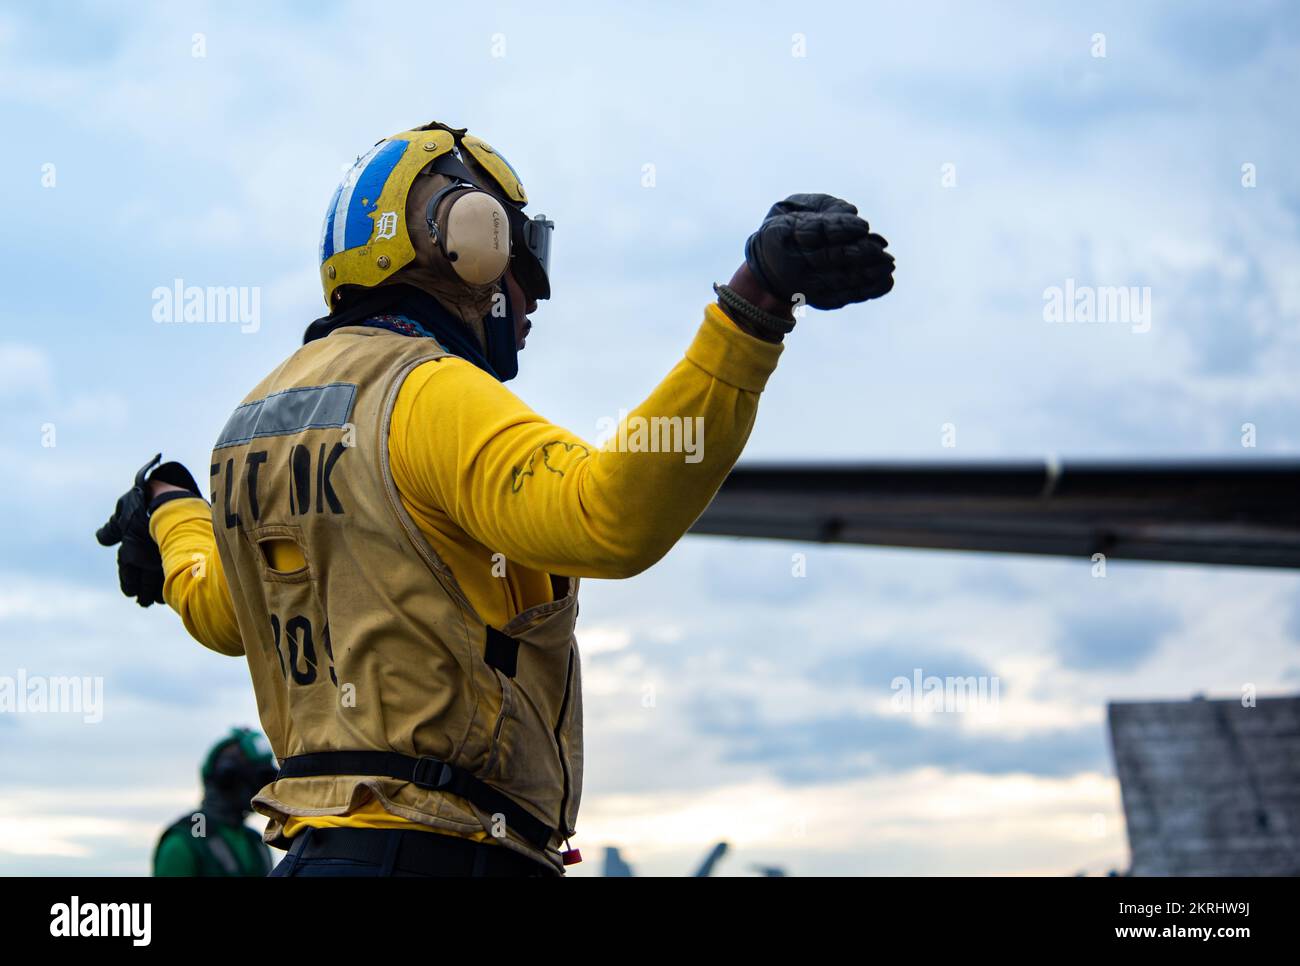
[201, 728, 276, 789]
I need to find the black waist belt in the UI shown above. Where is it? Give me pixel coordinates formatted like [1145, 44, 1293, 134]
[276, 751, 556, 851]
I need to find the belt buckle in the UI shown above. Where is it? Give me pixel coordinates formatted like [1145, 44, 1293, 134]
[411, 756, 453, 790]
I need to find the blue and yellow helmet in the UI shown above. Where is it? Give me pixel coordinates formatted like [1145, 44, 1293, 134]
[319, 121, 552, 307]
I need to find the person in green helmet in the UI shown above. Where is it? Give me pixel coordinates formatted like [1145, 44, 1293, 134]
[153, 728, 277, 876]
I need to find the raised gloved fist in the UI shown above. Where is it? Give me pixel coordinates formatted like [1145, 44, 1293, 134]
[744, 193, 895, 311]
[95, 454, 202, 607]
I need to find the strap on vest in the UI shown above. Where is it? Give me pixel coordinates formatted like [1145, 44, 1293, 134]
[484, 626, 520, 678]
[205, 832, 241, 876]
[275, 751, 555, 850]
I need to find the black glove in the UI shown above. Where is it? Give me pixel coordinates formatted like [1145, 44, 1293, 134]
[95, 454, 202, 608]
[744, 193, 895, 310]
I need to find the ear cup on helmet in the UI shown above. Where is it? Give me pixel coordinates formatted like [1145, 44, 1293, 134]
[423, 181, 511, 288]
[319, 122, 550, 309]
[441, 190, 511, 285]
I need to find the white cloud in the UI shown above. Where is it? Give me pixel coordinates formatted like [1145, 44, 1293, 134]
[577, 624, 632, 656]
[572, 767, 1126, 876]
[0, 578, 121, 623]
[0, 812, 139, 859]
[0, 344, 54, 398]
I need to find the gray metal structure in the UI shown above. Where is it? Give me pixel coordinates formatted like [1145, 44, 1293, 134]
[689, 460, 1300, 569]
[1108, 696, 1300, 876]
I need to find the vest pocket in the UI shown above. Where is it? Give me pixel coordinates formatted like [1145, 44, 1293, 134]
[478, 599, 580, 831]
[243, 525, 312, 584]
[553, 646, 578, 836]
[482, 669, 515, 777]
[481, 664, 566, 815]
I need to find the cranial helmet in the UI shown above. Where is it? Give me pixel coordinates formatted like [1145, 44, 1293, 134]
[319, 121, 553, 313]
[201, 727, 276, 791]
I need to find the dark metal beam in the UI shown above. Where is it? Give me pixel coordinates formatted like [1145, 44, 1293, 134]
[687, 460, 1300, 569]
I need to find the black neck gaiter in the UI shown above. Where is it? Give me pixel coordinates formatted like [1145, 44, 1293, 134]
[303, 283, 518, 381]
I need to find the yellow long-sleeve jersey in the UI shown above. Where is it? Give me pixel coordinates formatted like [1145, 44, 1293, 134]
[149, 301, 782, 835]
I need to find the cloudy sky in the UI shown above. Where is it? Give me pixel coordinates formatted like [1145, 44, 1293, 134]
[2, 1, 1298, 876]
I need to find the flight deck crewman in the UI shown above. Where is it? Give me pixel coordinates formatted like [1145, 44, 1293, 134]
[153, 728, 276, 877]
[96, 119, 896, 876]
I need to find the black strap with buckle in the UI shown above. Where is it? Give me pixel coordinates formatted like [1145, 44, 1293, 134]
[276, 750, 556, 850]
